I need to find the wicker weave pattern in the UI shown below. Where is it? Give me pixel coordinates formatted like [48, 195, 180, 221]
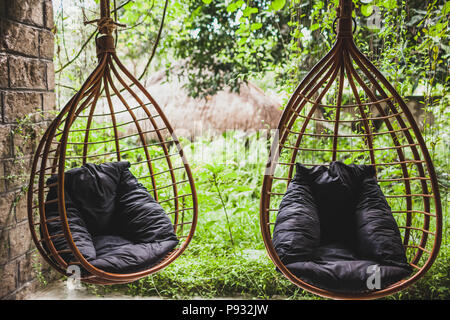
[259, 0, 442, 299]
[27, 0, 198, 284]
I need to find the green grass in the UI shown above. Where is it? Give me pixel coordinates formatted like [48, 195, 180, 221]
[77, 127, 449, 300]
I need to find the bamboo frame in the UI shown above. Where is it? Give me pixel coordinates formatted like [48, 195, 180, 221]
[260, 0, 442, 300]
[27, 0, 198, 285]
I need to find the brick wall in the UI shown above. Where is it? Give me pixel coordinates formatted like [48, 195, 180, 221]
[0, 0, 57, 299]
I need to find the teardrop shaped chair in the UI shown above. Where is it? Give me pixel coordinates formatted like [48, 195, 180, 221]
[260, 0, 442, 299]
[27, 1, 198, 285]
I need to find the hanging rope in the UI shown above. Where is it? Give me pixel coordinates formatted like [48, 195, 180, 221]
[28, 0, 198, 285]
[84, 17, 126, 35]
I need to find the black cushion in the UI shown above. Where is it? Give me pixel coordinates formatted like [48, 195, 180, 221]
[354, 173, 409, 267]
[285, 244, 411, 293]
[115, 168, 177, 243]
[305, 162, 365, 246]
[273, 161, 412, 293]
[43, 161, 179, 273]
[272, 166, 320, 264]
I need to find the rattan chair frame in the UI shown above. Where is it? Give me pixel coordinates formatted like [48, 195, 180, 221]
[27, 0, 198, 285]
[260, 0, 442, 299]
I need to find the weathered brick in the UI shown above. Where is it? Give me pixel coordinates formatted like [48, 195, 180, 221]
[39, 29, 54, 59]
[13, 189, 29, 224]
[9, 56, 46, 89]
[36, 251, 50, 273]
[0, 191, 16, 228]
[42, 91, 55, 117]
[12, 280, 39, 300]
[1, 20, 39, 57]
[0, 54, 8, 88]
[5, 0, 44, 27]
[0, 124, 13, 158]
[17, 252, 36, 285]
[3, 156, 33, 190]
[32, 121, 49, 142]
[0, 261, 17, 298]
[46, 61, 54, 90]
[14, 279, 40, 300]
[44, 1, 54, 30]
[0, 23, 5, 52]
[0, 239, 8, 267]
[0, 164, 6, 193]
[8, 222, 33, 260]
[32, 251, 62, 285]
[1, 0, 56, 300]
[13, 131, 36, 159]
[3, 91, 42, 123]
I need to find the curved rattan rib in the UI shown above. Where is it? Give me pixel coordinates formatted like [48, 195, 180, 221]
[344, 46, 416, 247]
[30, 55, 109, 274]
[27, 0, 198, 284]
[260, 0, 442, 299]
[348, 45, 437, 266]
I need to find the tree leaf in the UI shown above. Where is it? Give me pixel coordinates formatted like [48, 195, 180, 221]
[311, 23, 320, 31]
[271, 0, 286, 11]
[361, 4, 373, 17]
[443, 2, 450, 15]
[243, 6, 258, 17]
[226, 3, 238, 12]
[238, 37, 248, 46]
[382, 0, 397, 10]
[250, 22, 263, 31]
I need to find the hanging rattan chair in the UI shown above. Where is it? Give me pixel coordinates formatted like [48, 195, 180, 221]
[260, 0, 442, 299]
[27, 0, 198, 285]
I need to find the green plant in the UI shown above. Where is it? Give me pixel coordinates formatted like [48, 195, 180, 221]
[47, 0, 449, 300]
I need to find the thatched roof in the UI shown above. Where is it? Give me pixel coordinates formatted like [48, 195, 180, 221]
[141, 67, 283, 138]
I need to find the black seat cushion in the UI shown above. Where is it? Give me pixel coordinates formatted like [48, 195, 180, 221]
[43, 161, 179, 274]
[273, 161, 412, 293]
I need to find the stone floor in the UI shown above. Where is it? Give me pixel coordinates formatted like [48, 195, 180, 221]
[24, 279, 253, 300]
[24, 280, 161, 300]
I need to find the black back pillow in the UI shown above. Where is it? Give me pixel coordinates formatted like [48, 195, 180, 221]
[300, 162, 364, 246]
[354, 173, 409, 267]
[115, 168, 178, 243]
[45, 161, 178, 245]
[51, 161, 131, 235]
[273, 165, 321, 264]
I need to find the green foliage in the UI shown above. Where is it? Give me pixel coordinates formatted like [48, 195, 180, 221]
[54, 1, 449, 101]
[98, 131, 315, 299]
[167, 0, 291, 98]
[53, 0, 449, 300]
[77, 129, 448, 300]
[167, 0, 449, 99]
[124, 247, 315, 299]
[390, 242, 450, 300]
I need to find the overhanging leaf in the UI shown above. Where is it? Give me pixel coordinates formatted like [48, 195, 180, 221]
[271, 0, 286, 11]
[361, 4, 373, 17]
